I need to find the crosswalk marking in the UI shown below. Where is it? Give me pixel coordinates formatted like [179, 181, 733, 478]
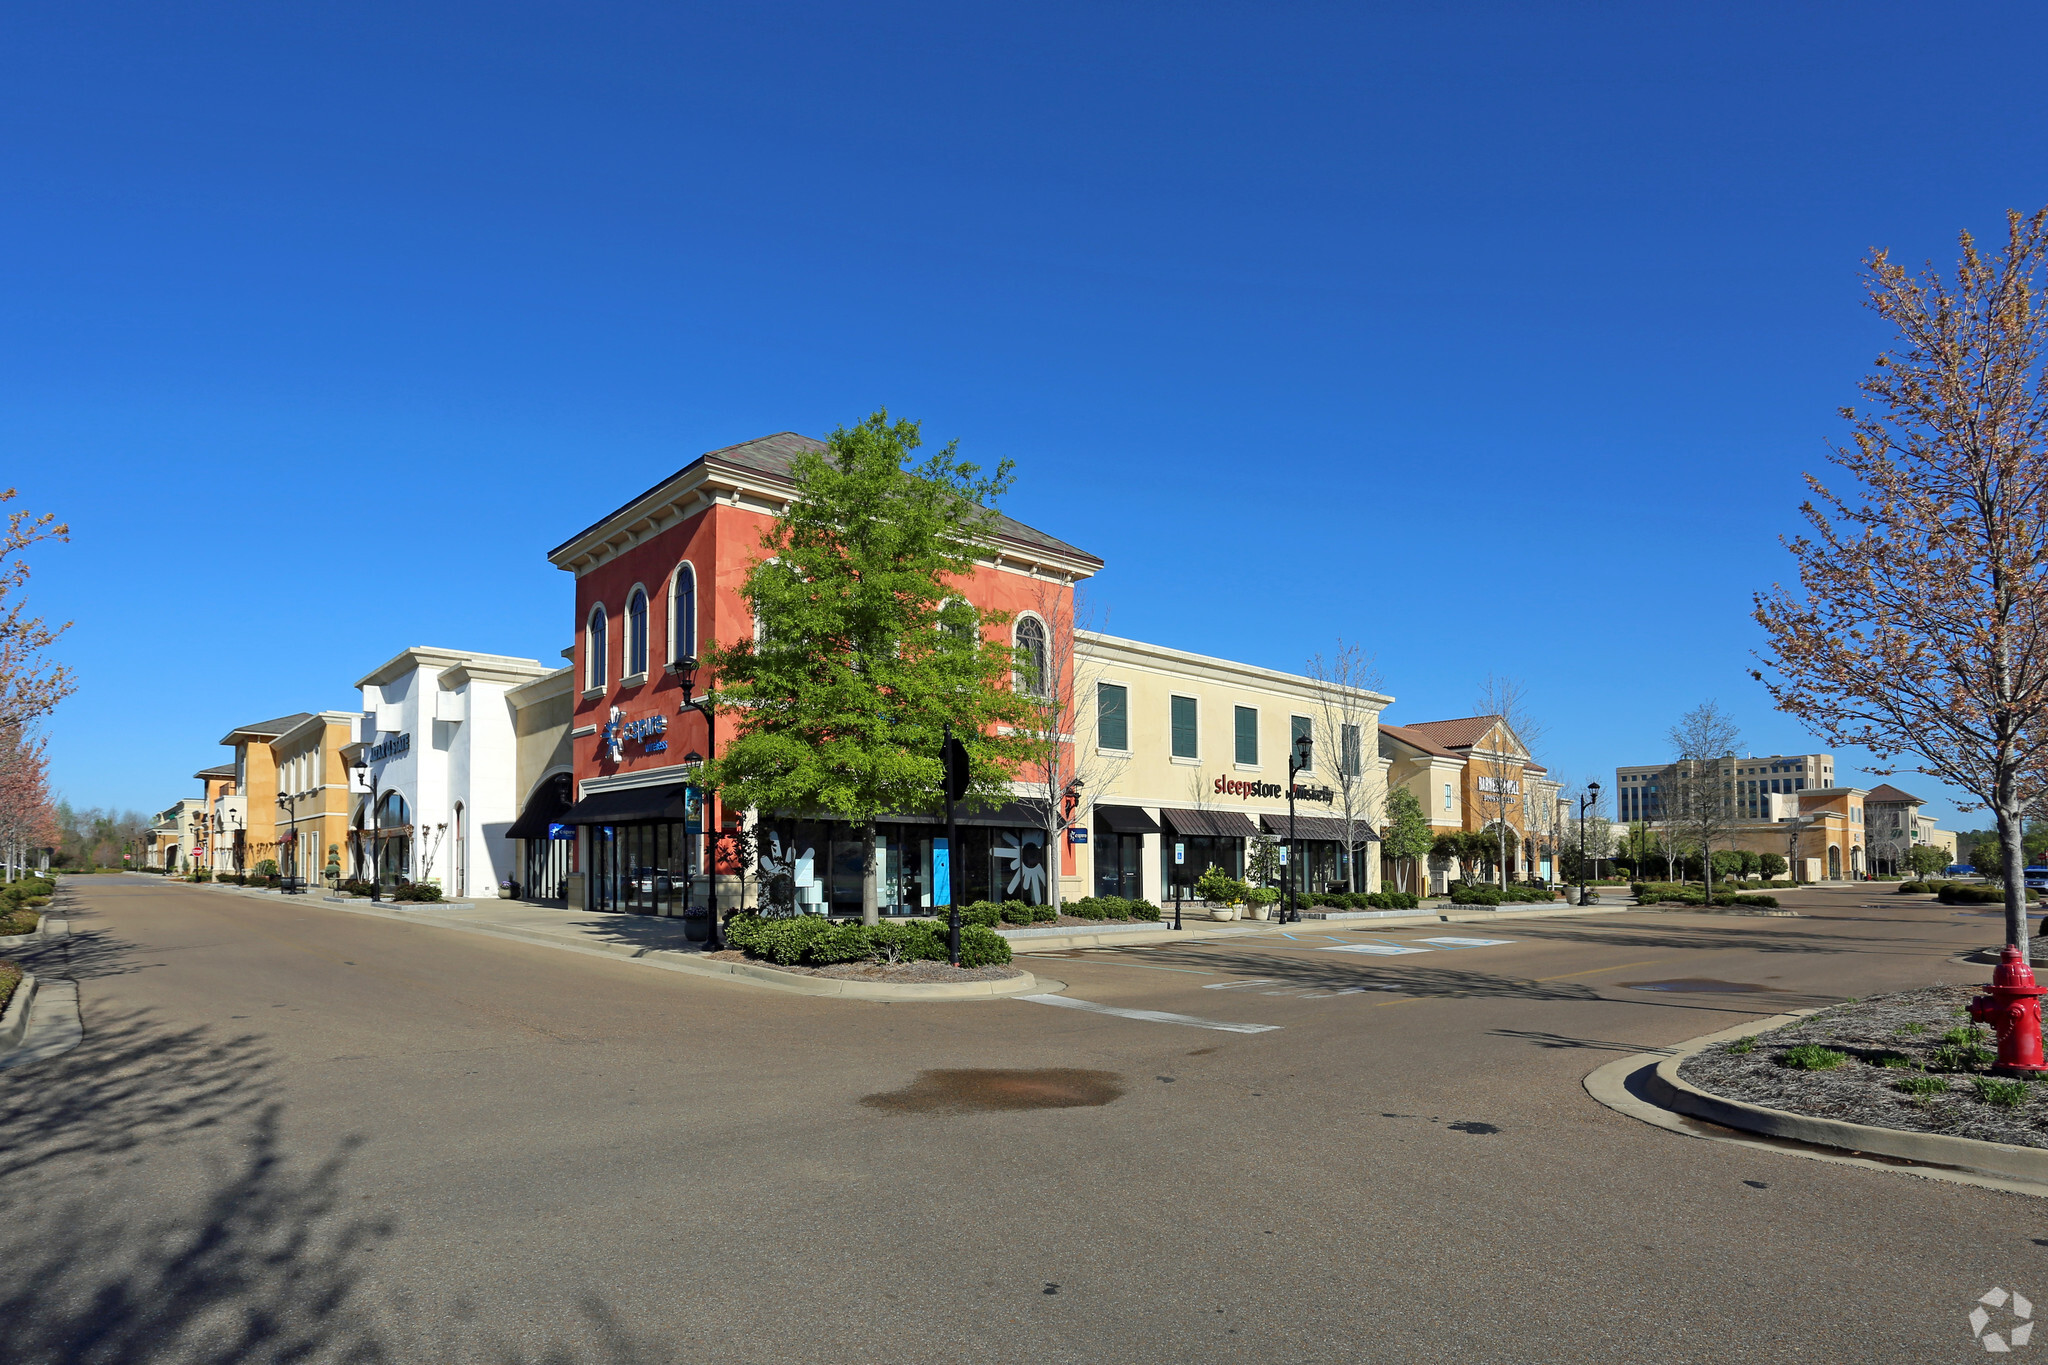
[1416, 937, 1514, 948]
[1320, 943, 1431, 956]
[1202, 979, 1279, 990]
[1017, 994, 1282, 1034]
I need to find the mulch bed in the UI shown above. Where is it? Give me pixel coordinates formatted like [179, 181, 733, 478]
[1679, 984, 2048, 1150]
[703, 949, 1022, 983]
[0, 961, 19, 1016]
[0, 909, 40, 936]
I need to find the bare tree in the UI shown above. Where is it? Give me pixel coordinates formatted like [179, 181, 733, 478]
[1472, 675, 1545, 889]
[1015, 584, 1127, 909]
[1305, 640, 1387, 893]
[1667, 702, 1742, 887]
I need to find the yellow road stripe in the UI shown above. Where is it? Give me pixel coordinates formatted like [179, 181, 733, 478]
[1534, 959, 1668, 983]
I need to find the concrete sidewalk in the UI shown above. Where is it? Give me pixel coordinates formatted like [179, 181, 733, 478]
[323, 896, 707, 961]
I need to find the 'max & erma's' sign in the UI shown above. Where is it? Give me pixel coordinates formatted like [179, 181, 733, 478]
[366, 733, 411, 763]
[1213, 775, 1335, 805]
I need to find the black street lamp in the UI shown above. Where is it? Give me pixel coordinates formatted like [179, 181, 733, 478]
[227, 808, 243, 875]
[1578, 781, 1602, 906]
[275, 789, 305, 891]
[1286, 731, 1312, 924]
[350, 755, 382, 903]
[676, 656, 720, 950]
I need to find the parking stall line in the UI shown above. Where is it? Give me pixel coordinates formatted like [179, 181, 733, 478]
[1017, 994, 1282, 1034]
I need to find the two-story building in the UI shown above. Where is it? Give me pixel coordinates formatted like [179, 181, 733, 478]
[1379, 714, 1552, 891]
[1069, 632, 1391, 904]
[540, 431, 1101, 916]
[268, 711, 362, 886]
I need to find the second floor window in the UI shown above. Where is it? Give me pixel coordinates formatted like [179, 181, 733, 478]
[672, 562, 697, 662]
[1170, 695, 1198, 759]
[1235, 706, 1258, 765]
[1015, 616, 1047, 697]
[1443, 782, 1453, 812]
[586, 606, 607, 689]
[626, 588, 648, 677]
[1341, 723, 1362, 777]
[1098, 682, 1129, 750]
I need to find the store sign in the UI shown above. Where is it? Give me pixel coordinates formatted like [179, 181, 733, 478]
[600, 708, 668, 760]
[1478, 776, 1520, 796]
[933, 838, 951, 905]
[1213, 775, 1335, 805]
[1067, 828, 1089, 844]
[365, 733, 410, 763]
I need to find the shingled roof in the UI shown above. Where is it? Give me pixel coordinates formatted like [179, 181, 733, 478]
[549, 431, 1100, 569]
[1395, 715, 1503, 751]
[1864, 783, 1926, 805]
[1379, 723, 1465, 760]
[218, 712, 315, 746]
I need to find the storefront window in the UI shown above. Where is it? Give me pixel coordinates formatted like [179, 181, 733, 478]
[589, 821, 697, 913]
[1163, 834, 1243, 901]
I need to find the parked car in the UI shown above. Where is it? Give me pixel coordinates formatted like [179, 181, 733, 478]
[2025, 866, 2048, 891]
[1943, 864, 1977, 877]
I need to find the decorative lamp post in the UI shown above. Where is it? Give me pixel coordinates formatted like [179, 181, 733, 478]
[350, 756, 382, 903]
[1578, 781, 1602, 906]
[227, 808, 244, 875]
[676, 656, 720, 949]
[1287, 731, 1312, 924]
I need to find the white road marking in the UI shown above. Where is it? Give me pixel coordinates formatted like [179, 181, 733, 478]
[1202, 979, 1280, 990]
[1320, 943, 1431, 956]
[1416, 937, 1515, 948]
[1018, 994, 1282, 1034]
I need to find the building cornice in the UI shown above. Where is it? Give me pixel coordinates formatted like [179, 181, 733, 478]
[506, 664, 574, 707]
[353, 646, 547, 690]
[1077, 631, 1395, 710]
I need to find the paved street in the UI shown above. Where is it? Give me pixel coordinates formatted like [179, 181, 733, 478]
[1, 876, 2037, 1363]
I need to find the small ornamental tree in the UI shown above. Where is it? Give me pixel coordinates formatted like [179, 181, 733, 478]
[1760, 851, 1788, 880]
[1755, 209, 2048, 961]
[1381, 787, 1433, 893]
[705, 411, 1036, 926]
[1907, 843, 1950, 878]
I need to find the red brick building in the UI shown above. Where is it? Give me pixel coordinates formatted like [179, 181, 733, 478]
[530, 432, 1101, 915]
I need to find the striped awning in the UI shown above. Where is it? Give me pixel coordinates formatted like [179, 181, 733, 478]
[1159, 808, 1259, 839]
[1259, 812, 1379, 843]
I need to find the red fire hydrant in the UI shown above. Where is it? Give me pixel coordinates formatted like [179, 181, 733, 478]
[1969, 946, 2048, 1076]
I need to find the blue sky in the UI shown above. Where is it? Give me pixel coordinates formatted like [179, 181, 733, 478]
[7, 1, 2045, 832]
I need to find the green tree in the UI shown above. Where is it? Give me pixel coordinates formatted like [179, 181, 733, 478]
[705, 411, 1036, 925]
[1760, 851, 1788, 879]
[1380, 787, 1433, 893]
[1245, 834, 1282, 888]
[1907, 843, 1949, 878]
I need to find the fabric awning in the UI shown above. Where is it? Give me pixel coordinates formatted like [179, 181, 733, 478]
[557, 784, 695, 826]
[507, 777, 578, 839]
[1259, 812, 1379, 843]
[1094, 804, 1161, 834]
[951, 801, 1043, 828]
[1159, 808, 1259, 839]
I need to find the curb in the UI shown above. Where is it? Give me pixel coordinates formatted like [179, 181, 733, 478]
[0, 973, 38, 1050]
[1584, 1013, 2048, 1197]
[0, 913, 70, 952]
[0, 976, 82, 1073]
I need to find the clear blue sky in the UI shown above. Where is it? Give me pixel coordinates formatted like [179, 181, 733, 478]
[8, 1, 2044, 833]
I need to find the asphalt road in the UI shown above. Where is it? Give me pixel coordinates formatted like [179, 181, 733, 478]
[0, 877, 2037, 1363]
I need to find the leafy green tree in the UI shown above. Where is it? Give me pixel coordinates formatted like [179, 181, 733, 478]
[705, 411, 1036, 925]
[1245, 834, 1283, 888]
[1380, 787, 1433, 893]
[1907, 843, 1949, 878]
[1759, 851, 1788, 879]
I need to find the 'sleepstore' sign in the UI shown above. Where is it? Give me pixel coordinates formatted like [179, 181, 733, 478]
[1213, 775, 1335, 805]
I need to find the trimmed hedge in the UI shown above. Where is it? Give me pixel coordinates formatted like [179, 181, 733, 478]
[1300, 890, 1422, 911]
[1632, 881, 1781, 908]
[725, 914, 1013, 969]
[1450, 884, 1561, 906]
[1939, 884, 2040, 905]
[1066, 896, 1163, 922]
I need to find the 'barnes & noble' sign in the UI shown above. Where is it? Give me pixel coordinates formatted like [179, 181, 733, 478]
[1214, 775, 1335, 805]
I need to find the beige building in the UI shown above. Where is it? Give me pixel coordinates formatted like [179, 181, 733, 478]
[268, 712, 361, 885]
[216, 714, 313, 873]
[147, 797, 207, 870]
[505, 662, 576, 903]
[1067, 632, 1392, 904]
[1380, 716, 1560, 892]
[1616, 751, 1834, 826]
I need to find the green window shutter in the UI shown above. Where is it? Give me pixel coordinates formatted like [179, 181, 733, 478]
[1098, 683, 1129, 751]
[1234, 706, 1258, 765]
[1170, 696, 1198, 759]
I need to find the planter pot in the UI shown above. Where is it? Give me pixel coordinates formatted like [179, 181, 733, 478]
[1203, 902, 1239, 922]
[1245, 904, 1272, 921]
[681, 912, 711, 943]
[497, 887, 514, 899]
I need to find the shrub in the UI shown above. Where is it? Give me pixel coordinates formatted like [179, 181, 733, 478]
[1126, 899, 1161, 922]
[388, 881, 444, 903]
[1940, 884, 2039, 904]
[1778, 1043, 1849, 1070]
[956, 900, 1002, 928]
[1897, 881, 1930, 894]
[725, 914, 1012, 969]
[1031, 904, 1058, 923]
[1070, 898, 1109, 920]
[1713, 893, 1781, 908]
[339, 878, 376, 897]
[189, 870, 213, 883]
[958, 923, 1012, 968]
[253, 859, 279, 877]
[1243, 886, 1280, 907]
[999, 900, 1036, 925]
[1727, 1036, 1756, 1055]
[1193, 867, 1248, 904]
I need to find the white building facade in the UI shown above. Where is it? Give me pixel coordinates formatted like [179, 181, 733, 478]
[349, 647, 554, 897]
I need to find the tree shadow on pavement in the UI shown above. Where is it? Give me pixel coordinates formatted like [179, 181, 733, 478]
[1125, 948, 1612, 1003]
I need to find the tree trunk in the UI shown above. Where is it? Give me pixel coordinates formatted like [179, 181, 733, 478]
[1998, 796, 2030, 963]
[859, 818, 879, 927]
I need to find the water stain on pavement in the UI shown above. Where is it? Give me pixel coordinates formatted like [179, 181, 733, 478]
[1620, 978, 1782, 994]
[1448, 1121, 1500, 1134]
[861, 1068, 1125, 1113]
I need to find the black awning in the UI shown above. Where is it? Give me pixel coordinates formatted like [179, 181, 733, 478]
[557, 784, 694, 826]
[507, 776, 577, 839]
[1159, 808, 1259, 839]
[1094, 804, 1161, 834]
[952, 800, 1044, 828]
[1259, 812, 1380, 843]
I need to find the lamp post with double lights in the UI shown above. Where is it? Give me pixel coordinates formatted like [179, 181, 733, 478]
[675, 656, 720, 949]
[1578, 781, 1602, 906]
[1286, 731, 1312, 924]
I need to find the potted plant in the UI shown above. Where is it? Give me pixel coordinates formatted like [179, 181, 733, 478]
[1244, 885, 1281, 921]
[498, 878, 515, 900]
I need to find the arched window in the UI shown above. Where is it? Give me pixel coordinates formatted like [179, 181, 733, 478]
[1015, 615, 1048, 696]
[672, 562, 697, 663]
[586, 605, 608, 689]
[626, 587, 648, 677]
[377, 791, 411, 827]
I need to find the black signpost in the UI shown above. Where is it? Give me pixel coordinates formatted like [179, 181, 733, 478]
[941, 726, 970, 966]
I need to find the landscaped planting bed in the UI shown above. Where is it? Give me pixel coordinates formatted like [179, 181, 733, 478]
[1679, 984, 2048, 1149]
[704, 949, 1020, 983]
[0, 961, 19, 1016]
[0, 908, 39, 936]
